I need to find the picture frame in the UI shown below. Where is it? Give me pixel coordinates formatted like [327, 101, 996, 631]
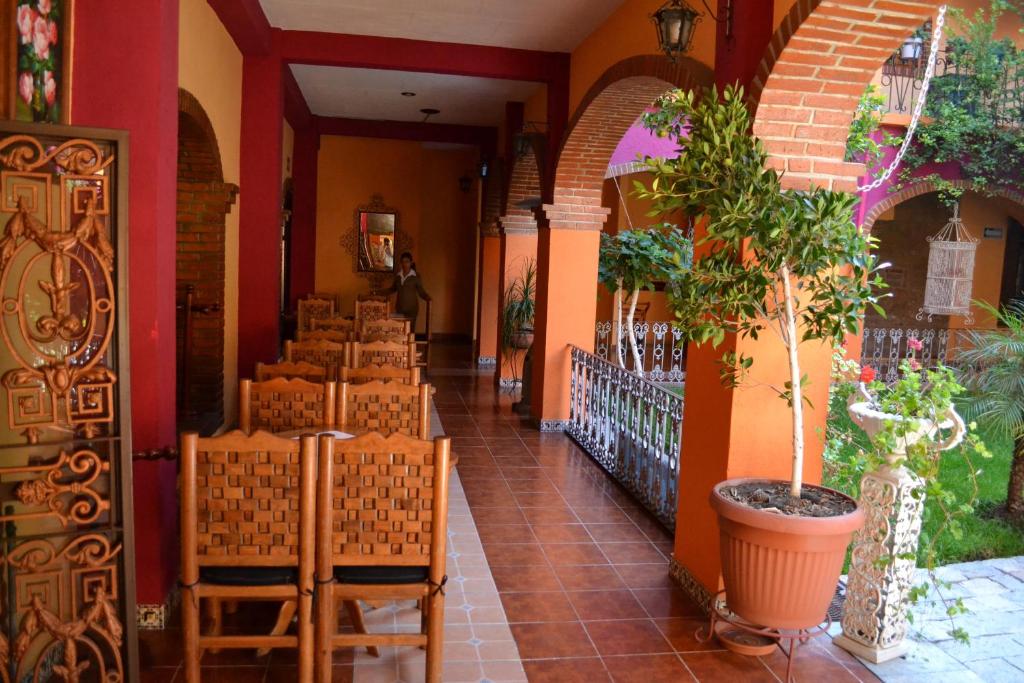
[3, 0, 74, 124]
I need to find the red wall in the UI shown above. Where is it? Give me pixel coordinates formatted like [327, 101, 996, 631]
[72, 0, 180, 606]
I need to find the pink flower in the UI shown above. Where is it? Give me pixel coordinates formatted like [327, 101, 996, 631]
[18, 72, 33, 105]
[17, 5, 35, 44]
[37, 0, 50, 15]
[907, 337, 923, 352]
[859, 366, 876, 383]
[32, 16, 50, 59]
[43, 70, 55, 105]
[47, 19, 57, 45]
[909, 358, 922, 371]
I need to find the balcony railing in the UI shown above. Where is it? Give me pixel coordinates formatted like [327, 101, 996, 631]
[567, 345, 684, 530]
[594, 321, 687, 382]
[882, 46, 1024, 126]
[860, 326, 959, 383]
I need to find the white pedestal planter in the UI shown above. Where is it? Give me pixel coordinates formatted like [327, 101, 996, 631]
[834, 394, 965, 664]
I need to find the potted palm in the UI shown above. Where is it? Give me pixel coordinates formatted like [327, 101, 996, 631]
[501, 258, 536, 353]
[639, 84, 887, 629]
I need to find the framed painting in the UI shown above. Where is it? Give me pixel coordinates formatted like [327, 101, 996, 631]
[358, 207, 397, 272]
[3, 0, 73, 123]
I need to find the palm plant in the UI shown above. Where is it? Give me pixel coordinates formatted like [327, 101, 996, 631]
[957, 299, 1024, 518]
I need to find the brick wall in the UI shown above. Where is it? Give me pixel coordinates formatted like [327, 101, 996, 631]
[176, 91, 236, 428]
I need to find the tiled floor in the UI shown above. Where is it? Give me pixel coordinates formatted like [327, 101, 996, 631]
[139, 343, 880, 682]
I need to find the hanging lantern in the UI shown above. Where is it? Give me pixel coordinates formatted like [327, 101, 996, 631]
[651, 0, 702, 62]
[917, 203, 978, 323]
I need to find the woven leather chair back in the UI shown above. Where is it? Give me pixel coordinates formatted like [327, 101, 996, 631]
[284, 339, 348, 380]
[360, 318, 411, 340]
[318, 431, 450, 566]
[312, 316, 355, 333]
[337, 380, 430, 438]
[349, 340, 415, 369]
[255, 360, 327, 383]
[340, 364, 420, 386]
[355, 299, 390, 326]
[239, 377, 337, 434]
[297, 328, 354, 343]
[297, 296, 335, 332]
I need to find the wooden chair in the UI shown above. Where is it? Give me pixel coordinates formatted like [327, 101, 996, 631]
[239, 377, 337, 434]
[181, 430, 317, 682]
[340, 364, 420, 386]
[297, 329, 354, 344]
[355, 298, 390, 326]
[359, 332, 415, 346]
[255, 360, 328, 383]
[284, 339, 348, 381]
[315, 432, 452, 683]
[312, 316, 356, 333]
[360, 318, 411, 340]
[298, 295, 335, 332]
[336, 380, 431, 438]
[349, 340, 416, 370]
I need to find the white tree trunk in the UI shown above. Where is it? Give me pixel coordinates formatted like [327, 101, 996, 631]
[781, 264, 804, 499]
[626, 288, 643, 377]
[613, 280, 625, 368]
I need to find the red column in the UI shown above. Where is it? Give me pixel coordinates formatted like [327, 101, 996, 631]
[544, 58, 570, 186]
[238, 46, 284, 378]
[288, 125, 319, 309]
[72, 0, 179, 607]
[714, 0, 775, 91]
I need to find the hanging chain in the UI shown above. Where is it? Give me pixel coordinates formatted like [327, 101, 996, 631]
[857, 5, 948, 193]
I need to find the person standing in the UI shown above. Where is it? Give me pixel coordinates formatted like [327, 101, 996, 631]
[377, 251, 431, 324]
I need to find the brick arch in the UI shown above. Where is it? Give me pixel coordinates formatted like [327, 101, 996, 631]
[500, 146, 542, 233]
[750, 0, 940, 192]
[176, 88, 237, 431]
[863, 180, 1024, 232]
[550, 53, 714, 209]
[479, 158, 505, 235]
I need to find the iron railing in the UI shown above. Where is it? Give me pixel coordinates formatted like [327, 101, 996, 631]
[881, 46, 1024, 126]
[594, 321, 687, 381]
[860, 326, 954, 383]
[567, 345, 684, 530]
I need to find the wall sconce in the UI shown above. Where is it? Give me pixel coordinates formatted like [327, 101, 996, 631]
[652, 0, 702, 62]
[478, 160, 489, 178]
[513, 121, 546, 158]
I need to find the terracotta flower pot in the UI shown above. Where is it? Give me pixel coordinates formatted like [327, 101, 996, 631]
[710, 478, 864, 630]
[510, 328, 534, 350]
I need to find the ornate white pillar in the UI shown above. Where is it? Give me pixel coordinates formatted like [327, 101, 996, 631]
[833, 463, 925, 663]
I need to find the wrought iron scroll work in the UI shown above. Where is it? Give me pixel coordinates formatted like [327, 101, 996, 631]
[339, 194, 413, 291]
[0, 134, 118, 443]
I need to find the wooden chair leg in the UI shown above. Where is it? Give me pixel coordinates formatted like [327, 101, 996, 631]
[425, 591, 445, 683]
[256, 600, 297, 657]
[315, 588, 333, 683]
[298, 592, 314, 683]
[182, 588, 201, 683]
[344, 600, 380, 658]
[205, 598, 223, 655]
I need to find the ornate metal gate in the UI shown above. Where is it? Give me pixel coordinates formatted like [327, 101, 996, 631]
[0, 123, 136, 682]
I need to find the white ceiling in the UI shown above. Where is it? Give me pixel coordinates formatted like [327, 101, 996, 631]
[291, 65, 542, 126]
[260, 0, 626, 52]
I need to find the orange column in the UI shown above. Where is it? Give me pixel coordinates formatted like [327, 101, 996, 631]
[476, 226, 501, 365]
[531, 202, 610, 427]
[496, 214, 538, 385]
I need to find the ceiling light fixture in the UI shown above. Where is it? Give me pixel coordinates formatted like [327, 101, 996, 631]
[401, 91, 416, 97]
[420, 108, 440, 122]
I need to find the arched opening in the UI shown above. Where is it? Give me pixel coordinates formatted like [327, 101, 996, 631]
[862, 183, 1024, 377]
[531, 54, 714, 426]
[176, 89, 237, 433]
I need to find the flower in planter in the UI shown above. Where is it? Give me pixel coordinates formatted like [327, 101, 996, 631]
[908, 337, 924, 352]
[859, 365, 876, 384]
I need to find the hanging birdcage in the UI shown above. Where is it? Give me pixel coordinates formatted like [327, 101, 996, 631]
[916, 202, 978, 323]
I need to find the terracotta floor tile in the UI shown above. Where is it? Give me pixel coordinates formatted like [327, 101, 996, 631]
[760, 638, 868, 682]
[520, 506, 580, 524]
[500, 591, 578, 622]
[584, 619, 674, 656]
[585, 523, 652, 543]
[572, 506, 634, 524]
[541, 542, 610, 566]
[467, 506, 527, 525]
[554, 564, 627, 591]
[681, 650, 779, 682]
[505, 477, 559, 493]
[568, 589, 648, 620]
[482, 542, 550, 566]
[601, 653, 696, 683]
[530, 523, 594, 543]
[490, 564, 563, 592]
[522, 657, 612, 683]
[509, 621, 598, 659]
[653, 617, 721, 652]
[613, 563, 677, 589]
[633, 588, 704, 618]
[512, 491, 568, 507]
[476, 523, 537, 544]
[599, 542, 668, 565]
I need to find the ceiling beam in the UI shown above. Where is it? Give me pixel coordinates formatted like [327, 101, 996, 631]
[316, 116, 498, 157]
[207, 0, 273, 55]
[280, 30, 568, 83]
[283, 66, 313, 131]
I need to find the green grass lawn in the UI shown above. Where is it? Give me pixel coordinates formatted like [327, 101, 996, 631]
[823, 394, 1024, 566]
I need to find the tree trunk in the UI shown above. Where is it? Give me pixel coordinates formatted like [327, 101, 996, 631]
[1008, 434, 1024, 518]
[613, 279, 625, 368]
[781, 265, 804, 499]
[626, 288, 643, 377]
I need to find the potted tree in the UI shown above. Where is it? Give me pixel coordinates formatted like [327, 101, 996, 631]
[597, 224, 692, 375]
[639, 85, 887, 630]
[500, 259, 536, 381]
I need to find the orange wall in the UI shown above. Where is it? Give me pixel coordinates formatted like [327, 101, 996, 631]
[314, 136, 480, 336]
[178, 0, 243, 427]
[569, 0, 716, 114]
[477, 235, 501, 360]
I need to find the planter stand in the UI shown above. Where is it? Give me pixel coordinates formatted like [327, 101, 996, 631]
[698, 590, 830, 683]
[833, 463, 924, 663]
